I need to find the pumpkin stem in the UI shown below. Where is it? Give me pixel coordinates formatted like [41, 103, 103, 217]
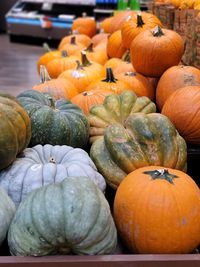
[47, 95, 56, 109]
[85, 43, 94, 52]
[43, 43, 51, 52]
[143, 169, 178, 184]
[102, 68, 118, 83]
[137, 14, 145, 27]
[40, 65, 51, 83]
[81, 51, 92, 67]
[70, 36, 76, 45]
[125, 71, 137, 77]
[61, 50, 68, 57]
[152, 25, 164, 37]
[122, 50, 131, 63]
[76, 60, 84, 70]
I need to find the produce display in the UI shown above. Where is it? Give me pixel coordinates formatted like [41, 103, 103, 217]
[1, 8, 200, 258]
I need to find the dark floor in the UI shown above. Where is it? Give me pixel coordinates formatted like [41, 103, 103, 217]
[0, 34, 43, 96]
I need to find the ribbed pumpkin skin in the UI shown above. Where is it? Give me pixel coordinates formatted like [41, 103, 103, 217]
[72, 17, 97, 37]
[0, 144, 106, 207]
[156, 65, 200, 110]
[0, 187, 15, 245]
[17, 90, 89, 148]
[107, 30, 127, 59]
[8, 176, 117, 256]
[114, 166, 200, 253]
[161, 86, 200, 144]
[0, 95, 31, 169]
[90, 113, 187, 189]
[88, 91, 156, 144]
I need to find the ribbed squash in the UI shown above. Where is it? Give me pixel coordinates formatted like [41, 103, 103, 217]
[90, 113, 187, 188]
[8, 176, 117, 256]
[17, 90, 89, 148]
[0, 94, 31, 169]
[0, 144, 106, 207]
[0, 187, 15, 246]
[88, 91, 156, 143]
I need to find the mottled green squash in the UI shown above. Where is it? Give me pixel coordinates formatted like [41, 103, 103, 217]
[88, 90, 156, 143]
[17, 90, 89, 148]
[0, 144, 106, 207]
[0, 187, 15, 245]
[8, 176, 117, 256]
[0, 94, 31, 169]
[90, 113, 187, 189]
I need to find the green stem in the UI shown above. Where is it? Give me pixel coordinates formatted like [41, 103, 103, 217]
[143, 169, 178, 184]
[102, 68, 118, 83]
[43, 43, 51, 52]
[137, 14, 145, 27]
[40, 65, 51, 83]
[81, 51, 92, 67]
[152, 25, 164, 37]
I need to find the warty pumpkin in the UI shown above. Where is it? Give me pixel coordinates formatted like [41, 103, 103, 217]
[90, 113, 187, 188]
[71, 89, 113, 115]
[0, 144, 106, 207]
[33, 65, 78, 100]
[8, 176, 117, 256]
[121, 12, 162, 49]
[161, 85, 200, 144]
[88, 90, 156, 143]
[17, 90, 89, 148]
[114, 166, 200, 253]
[107, 30, 127, 59]
[0, 94, 31, 169]
[130, 26, 184, 77]
[156, 65, 200, 110]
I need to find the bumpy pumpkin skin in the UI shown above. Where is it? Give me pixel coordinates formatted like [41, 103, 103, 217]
[90, 113, 187, 189]
[0, 144, 106, 207]
[88, 91, 156, 144]
[8, 176, 117, 256]
[114, 166, 200, 254]
[0, 187, 15, 245]
[17, 90, 89, 148]
[0, 94, 31, 169]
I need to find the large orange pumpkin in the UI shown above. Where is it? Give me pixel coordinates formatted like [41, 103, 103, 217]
[107, 30, 127, 59]
[72, 15, 96, 37]
[71, 89, 113, 115]
[33, 65, 78, 100]
[156, 65, 200, 110]
[121, 12, 162, 49]
[114, 166, 200, 254]
[161, 86, 200, 144]
[130, 26, 184, 77]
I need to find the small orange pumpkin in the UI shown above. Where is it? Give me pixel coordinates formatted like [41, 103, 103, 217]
[33, 65, 78, 100]
[59, 36, 85, 55]
[114, 166, 200, 254]
[109, 10, 135, 34]
[130, 26, 184, 77]
[91, 33, 109, 47]
[99, 17, 113, 33]
[104, 58, 123, 70]
[72, 14, 96, 37]
[71, 89, 113, 115]
[107, 30, 127, 59]
[58, 34, 91, 50]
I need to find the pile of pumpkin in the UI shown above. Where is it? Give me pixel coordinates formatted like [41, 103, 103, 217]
[1, 10, 200, 257]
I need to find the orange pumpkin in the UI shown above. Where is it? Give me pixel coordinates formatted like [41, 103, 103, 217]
[37, 43, 62, 74]
[72, 14, 96, 37]
[114, 166, 200, 254]
[130, 26, 184, 77]
[87, 68, 133, 94]
[121, 12, 162, 49]
[99, 17, 113, 33]
[162, 86, 200, 144]
[46, 51, 79, 79]
[116, 72, 155, 100]
[109, 10, 135, 33]
[59, 36, 85, 55]
[91, 33, 109, 47]
[71, 89, 113, 115]
[104, 58, 123, 70]
[58, 34, 91, 50]
[156, 65, 200, 110]
[59, 52, 105, 93]
[107, 30, 127, 59]
[33, 65, 78, 100]
[113, 51, 135, 74]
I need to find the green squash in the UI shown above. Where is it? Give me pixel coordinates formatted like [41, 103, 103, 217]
[17, 90, 89, 148]
[0, 187, 15, 245]
[8, 176, 117, 256]
[0, 144, 106, 207]
[88, 90, 156, 143]
[90, 113, 187, 189]
[0, 94, 31, 169]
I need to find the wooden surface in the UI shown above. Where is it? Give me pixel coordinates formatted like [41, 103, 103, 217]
[0, 34, 43, 96]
